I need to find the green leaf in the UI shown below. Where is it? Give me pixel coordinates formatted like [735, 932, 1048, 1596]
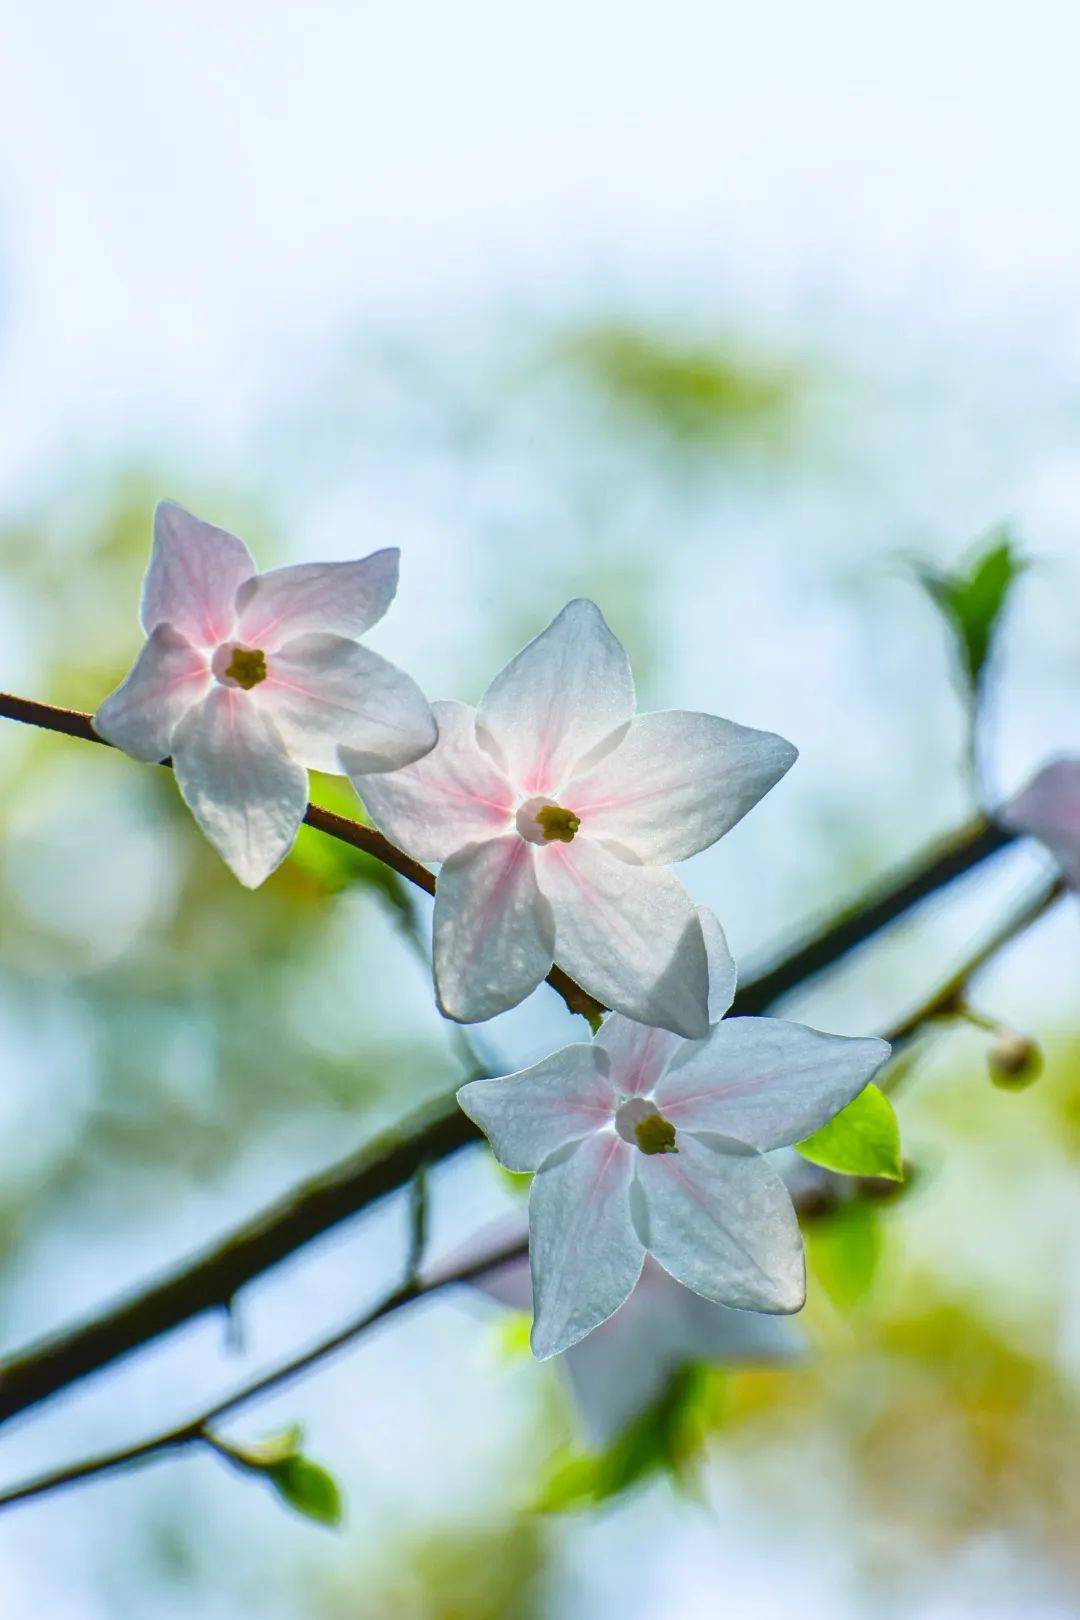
[265, 1455, 344, 1528]
[795, 1083, 903, 1181]
[915, 528, 1027, 695]
[218, 1427, 344, 1528]
[807, 1200, 883, 1309]
[534, 1366, 711, 1512]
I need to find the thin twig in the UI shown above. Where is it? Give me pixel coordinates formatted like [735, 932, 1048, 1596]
[0, 1232, 530, 1515]
[881, 874, 1065, 1049]
[0, 691, 604, 1024]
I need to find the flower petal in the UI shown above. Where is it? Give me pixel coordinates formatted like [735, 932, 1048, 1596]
[677, 1271, 806, 1362]
[559, 1256, 804, 1443]
[477, 599, 635, 794]
[259, 632, 436, 775]
[347, 700, 514, 863]
[457, 1043, 615, 1171]
[564, 710, 797, 864]
[699, 905, 737, 1023]
[434, 834, 555, 1022]
[537, 838, 710, 1037]
[1001, 758, 1080, 887]
[655, 1018, 891, 1151]
[141, 502, 255, 648]
[93, 625, 210, 762]
[634, 1133, 805, 1313]
[594, 1015, 682, 1097]
[529, 1131, 644, 1359]
[235, 549, 399, 648]
[171, 686, 308, 887]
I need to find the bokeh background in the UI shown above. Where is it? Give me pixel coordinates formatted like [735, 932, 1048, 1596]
[2, 3, 1080, 1614]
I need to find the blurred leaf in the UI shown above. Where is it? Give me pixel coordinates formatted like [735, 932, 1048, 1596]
[808, 1200, 883, 1309]
[265, 1455, 344, 1528]
[796, 1084, 903, 1180]
[915, 528, 1026, 696]
[535, 1365, 712, 1512]
[557, 323, 797, 446]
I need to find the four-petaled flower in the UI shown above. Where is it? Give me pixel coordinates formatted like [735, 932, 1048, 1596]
[458, 979, 889, 1359]
[94, 503, 438, 886]
[348, 598, 796, 1035]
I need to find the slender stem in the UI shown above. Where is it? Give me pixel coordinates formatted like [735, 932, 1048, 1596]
[0, 1232, 529, 1515]
[0, 692, 603, 1024]
[881, 875, 1064, 1049]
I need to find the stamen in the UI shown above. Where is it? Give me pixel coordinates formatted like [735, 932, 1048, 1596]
[516, 797, 582, 845]
[535, 804, 580, 843]
[634, 1113, 678, 1155]
[614, 1096, 678, 1155]
[223, 648, 268, 690]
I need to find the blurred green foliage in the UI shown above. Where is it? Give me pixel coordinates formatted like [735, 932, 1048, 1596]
[916, 527, 1027, 702]
[556, 323, 800, 447]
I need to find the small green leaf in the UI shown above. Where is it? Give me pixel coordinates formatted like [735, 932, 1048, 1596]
[265, 1455, 344, 1528]
[808, 1201, 883, 1309]
[534, 1366, 710, 1512]
[796, 1083, 903, 1181]
[915, 528, 1027, 695]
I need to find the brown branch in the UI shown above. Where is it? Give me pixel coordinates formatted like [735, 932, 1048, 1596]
[0, 1162, 892, 1518]
[0, 687, 1042, 1435]
[0, 692, 603, 1024]
[0, 1230, 530, 1515]
[0, 872, 1061, 1515]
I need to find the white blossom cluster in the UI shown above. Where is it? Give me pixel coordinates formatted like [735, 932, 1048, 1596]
[96, 505, 890, 1360]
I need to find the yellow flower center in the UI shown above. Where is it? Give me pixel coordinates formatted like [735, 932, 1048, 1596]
[515, 797, 582, 845]
[223, 647, 268, 690]
[634, 1113, 678, 1155]
[535, 804, 581, 843]
[614, 1096, 679, 1155]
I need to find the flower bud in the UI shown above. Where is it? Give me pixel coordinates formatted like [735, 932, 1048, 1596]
[988, 1030, 1042, 1089]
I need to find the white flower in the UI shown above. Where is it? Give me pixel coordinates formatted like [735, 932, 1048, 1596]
[348, 598, 795, 1034]
[476, 1246, 804, 1446]
[458, 973, 889, 1359]
[94, 502, 437, 886]
[1002, 757, 1080, 887]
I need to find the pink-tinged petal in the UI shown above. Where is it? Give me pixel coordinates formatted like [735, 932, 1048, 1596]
[477, 599, 635, 794]
[1001, 758, 1080, 887]
[537, 838, 710, 1037]
[594, 1015, 682, 1098]
[434, 835, 555, 1023]
[258, 632, 436, 775]
[529, 1131, 644, 1359]
[141, 502, 255, 648]
[656, 1018, 890, 1151]
[348, 700, 514, 863]
[457, 1044, 615, 1171]
[564, 709, 797, 865]
[171, 686, 308, 888]
[235, 549, 399, 648]
[93, 625, 210, 762]
[635, 1133, 805, 1313]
